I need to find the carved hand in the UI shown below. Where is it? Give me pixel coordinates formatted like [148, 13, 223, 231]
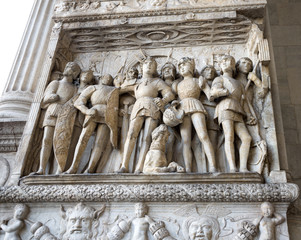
[154, 97, 164, 111]
[246, 115, 257, 125]
[248, 72, 259, 82]
[45, 94, 59, 104]
[86, 108, 97, 117]
[198, 76, 206, 89]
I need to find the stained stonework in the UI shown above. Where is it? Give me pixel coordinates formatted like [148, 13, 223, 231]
[0, 0, 300, 239]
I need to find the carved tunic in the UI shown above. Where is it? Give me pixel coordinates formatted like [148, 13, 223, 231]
[211, 76, 246, 125]
[200, 81, 219, 131]
[175, 78, 206, 115]
[42, 80, 77, 127]
[130, 78, 174, 120]
[76, 84, 116, 123]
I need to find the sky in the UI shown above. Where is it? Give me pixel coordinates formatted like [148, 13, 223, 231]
[0, 1, 35, 95]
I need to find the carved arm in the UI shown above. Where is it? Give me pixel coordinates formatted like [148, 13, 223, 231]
[1, 221, 23, 233]
[74, 86, 96, 116]
[209, 77, 229, 101]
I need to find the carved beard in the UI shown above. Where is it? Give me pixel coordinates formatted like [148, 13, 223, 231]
[62, 231, 92, 240]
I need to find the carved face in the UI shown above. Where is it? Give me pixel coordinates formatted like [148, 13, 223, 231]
[261, 203, 274, 218]
[237, 58, 253, 74]
[14, 204, 28, 220]
[80, 71, 93, 84]
[202, 67, 216, 81]
[162, 66, 175, 80]
[220, 56, 235, 75]
[135, 203, 147, 218]
[65, 210, 93, 240]
[102, 75, 113, 86]
[142, 58, 157, 76]
[189, 219, 213, 240]
[179, 62, 194, 77]
[63, 62, 81, 79]
[127, 67, 138, 79]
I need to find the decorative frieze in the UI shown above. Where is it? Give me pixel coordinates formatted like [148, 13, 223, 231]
[0, 183, 298, 203]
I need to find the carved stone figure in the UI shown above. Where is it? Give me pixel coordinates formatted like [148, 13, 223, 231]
[161, 62, 182, 164]
[143, 124, 184, 174]
[254, 202, 285, 240]
[30, 222, 57, 240]
[66, 74, 119, 174]
[53, 70, 94, 174]
[60, 203, 105, 240]
[121, 66, 139, 88]
[0, 204, 29, 240]
[33, 62, 81, 175]
[210, 55, 255, 172]
[183, 216, 221, 240]
[235, 57, 267, 173]
[235, 202, 285, 240]
[192, 65, 219, 173]
[173, 57, 216, 173]
[131, 203, 151, 240]
[118, 56, 174, 173]
[109, 203, 175, 240]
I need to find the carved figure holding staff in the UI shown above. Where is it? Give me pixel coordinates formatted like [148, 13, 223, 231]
[210, 55, 255, 172]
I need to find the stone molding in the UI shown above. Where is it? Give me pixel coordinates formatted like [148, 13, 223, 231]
[53, 0, 266, 21]
[0, 183, 298, 203]
[20, 173, 264, 185]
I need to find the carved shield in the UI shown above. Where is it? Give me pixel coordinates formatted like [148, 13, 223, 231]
[105, 88, 119, 148]
[53, 96, 78, 172]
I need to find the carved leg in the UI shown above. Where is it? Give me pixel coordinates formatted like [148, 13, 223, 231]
[85, 124, 110, 173]
[166, 127, 176, 164]
[192, 134, 206, 173]
[180, 116, 192, 173]
[221, 120, 237, 172]
[134, 117, 158, 174]
[118, 116, 144, 173]
[191, 113, 217, 173]
[36, 126, 55, 175]
[235, 122, 252, 172]
[65, 121, 97, 174]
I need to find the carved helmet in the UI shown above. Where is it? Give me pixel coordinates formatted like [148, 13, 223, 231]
[163, 104, 184, 127]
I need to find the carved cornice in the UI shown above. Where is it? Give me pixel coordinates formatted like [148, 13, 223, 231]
[54, 5, 266, 23]
[0, 183, 298, 203]
[53, 0, 267, 23]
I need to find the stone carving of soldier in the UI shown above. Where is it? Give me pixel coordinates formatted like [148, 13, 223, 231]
[192, 65, 220, 173]
[53, 69, 94, 174]
[210, 55, 256, 173]
[235, 57, 268, 172]
[117, 56, 175, 173]
[65, 74, 119, 174]
[33, 62, 81, 175]
[161, 62, 180, 164]
[172, 57, 216, 173]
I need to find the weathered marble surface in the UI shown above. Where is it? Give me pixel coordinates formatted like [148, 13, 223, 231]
[0, 182, 298, 203]
[0, 202, 291, 240]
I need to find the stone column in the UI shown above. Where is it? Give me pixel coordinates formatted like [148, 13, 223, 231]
[0, 0, 56, 120]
